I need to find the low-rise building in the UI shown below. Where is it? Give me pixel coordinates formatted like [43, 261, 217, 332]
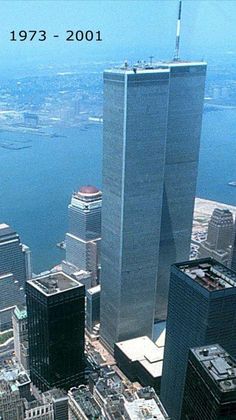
[114, 336, 163, 393]
[68, 385, 103, 419]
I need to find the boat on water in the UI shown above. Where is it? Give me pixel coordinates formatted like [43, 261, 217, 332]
[228, 181, 236, 187]
[56, 241, 66, 250]
[0, 144, 32, 150]
[50, 133, 66, 138]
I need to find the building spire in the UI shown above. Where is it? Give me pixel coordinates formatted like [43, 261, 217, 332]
[173, 1, 182, 61]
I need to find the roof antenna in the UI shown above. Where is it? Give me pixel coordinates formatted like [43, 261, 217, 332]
[149, 55, 154, 65]
[173, 1, 182, 61]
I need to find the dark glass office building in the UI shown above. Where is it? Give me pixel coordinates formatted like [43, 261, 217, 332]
[26, 272, 85, 391]
[0, 223, 31, 288]
[181, 344, 236, 420]
[160, 258, 236, 420]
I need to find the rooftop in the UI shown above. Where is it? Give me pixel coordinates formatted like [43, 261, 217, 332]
[14, 305, 27, 320]
[178, 258, 236, 291]
[69, 385, 103, 418]
[0, 223, 9, 230]
[28, 272, 83, 296]
[191, 344, 236, 393]
[124, 398, 169, 420]
[87, 284, 101, 295]
[105, 60, 207, 75]
[72, 185, 102, 202]
[0, 223, 17, 239]
[44, 388, 68, 401]
[115, 336, 163, 379]
[79, 185, 99, 194]
[0, 359, 30, 392]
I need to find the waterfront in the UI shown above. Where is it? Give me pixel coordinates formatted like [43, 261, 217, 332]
[0, 107, 235, 273]
[0, 124, 102, 272]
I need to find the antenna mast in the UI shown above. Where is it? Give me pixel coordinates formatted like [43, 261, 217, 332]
[173, 1, 182, 61]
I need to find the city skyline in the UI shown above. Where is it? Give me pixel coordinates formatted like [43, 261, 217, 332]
[0, 2, 235, 419]
[0, 0, 235, 273]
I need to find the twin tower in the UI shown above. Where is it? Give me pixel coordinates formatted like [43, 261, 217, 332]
[100, 60, 207, 350]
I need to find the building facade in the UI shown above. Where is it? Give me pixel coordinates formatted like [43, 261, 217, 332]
[114, 336, 163, 393]
[26, 272, 85, 391]
[0, 223, 31, 289]
[0, 273, 25, 331]
[100, 61, 206, 350]
[0, 380, 25, 420]
[199, 208, 234, 267]
[68, 385, 103, 420]
[100, 65, 170, 350]
[155, 61, 207, 320]
[63, 186, 102, 284]
[181, 344, 236, 419]
[86, 284, 100, 334]
[231, 223, 236, 272]
[12, 305, 29, 371]
[160, 258, 236, 420]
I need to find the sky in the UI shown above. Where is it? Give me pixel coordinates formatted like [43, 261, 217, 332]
[0, 0, 236, 72]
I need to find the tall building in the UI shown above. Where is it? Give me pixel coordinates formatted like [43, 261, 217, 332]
[199, 208, 234, 266]
[86, 284, 100, 334]
[181, 344, 236, 420]
[100, 60, 206, 350]
[26, 272, 85, 391]
[63, 186, 102, 283]
[100, 64, 169, 350]
[231, 223, 236, 272]
[155, 61, 207, 320]
[160, 258, 236, 420]
[0, 273, 25, 331]
[0, 223, 31, 288]
[12, 305, 29, 371]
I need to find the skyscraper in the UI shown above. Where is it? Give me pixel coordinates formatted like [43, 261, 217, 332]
[0, 273, 25, 331]
[160, 258, 236, 420]
[100, 60, 206, 350]
[181, 344, 236, 420]
[199, 208, 234, 267]
[100, 65, 170, 350]
[231, 223, 236, 272]
[12, 305, 29, 372]
[155, 61, 207, 320]
[63, 186, 102, 283]
[0, 223, 31, 288]
[26, 272, 85, 391]
[86, 284, 101, 334]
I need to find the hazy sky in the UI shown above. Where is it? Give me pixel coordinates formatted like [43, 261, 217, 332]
[1, 0, 236, 71]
